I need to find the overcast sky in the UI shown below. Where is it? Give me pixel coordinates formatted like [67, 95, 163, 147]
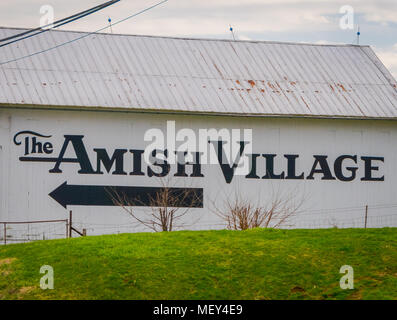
[1, 0, 396, 78]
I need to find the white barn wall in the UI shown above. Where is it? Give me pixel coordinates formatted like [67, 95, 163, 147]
[0, 107, 396, 236]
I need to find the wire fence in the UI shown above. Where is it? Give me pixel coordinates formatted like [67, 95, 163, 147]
[0, 219, 68, 245]
[66, 204, 397, 234]
[1, 204, 396, 244]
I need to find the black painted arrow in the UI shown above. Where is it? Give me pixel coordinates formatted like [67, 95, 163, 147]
[49, 181, 203, 209]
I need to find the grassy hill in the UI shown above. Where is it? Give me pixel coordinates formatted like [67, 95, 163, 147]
[0, 228, 396, 300]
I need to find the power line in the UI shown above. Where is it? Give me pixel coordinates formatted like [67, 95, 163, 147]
[0, 0, 121, 48]
[0, 0, 169, 66]
[0, 0, 120, 43]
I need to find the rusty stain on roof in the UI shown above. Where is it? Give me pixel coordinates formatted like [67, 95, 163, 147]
[301, 96, 311, 111]
[337, 83, 348, 92]
[248, 80, 256, 87]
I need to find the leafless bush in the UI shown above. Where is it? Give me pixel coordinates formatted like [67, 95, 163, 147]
[106, 178, 202, 232]
[328, 217, 339, 229]
[212, 186, 305, 230]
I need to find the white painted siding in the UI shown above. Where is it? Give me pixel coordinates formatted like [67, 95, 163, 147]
[0, 108, 396, 240]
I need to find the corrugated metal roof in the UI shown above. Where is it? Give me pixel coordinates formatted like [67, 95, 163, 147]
[0, 27, 396, 119]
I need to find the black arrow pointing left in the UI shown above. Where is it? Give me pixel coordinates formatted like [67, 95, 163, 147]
[49, 181, 204, 209]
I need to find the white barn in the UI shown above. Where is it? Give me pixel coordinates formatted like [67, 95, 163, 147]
[0, 27, 396, 240]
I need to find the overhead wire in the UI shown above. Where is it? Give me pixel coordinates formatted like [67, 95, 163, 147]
[0, 0, 168, 66]
[0, 0, 121, 48]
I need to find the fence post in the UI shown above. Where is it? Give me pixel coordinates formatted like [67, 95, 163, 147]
[66, 220, 69, 239]
[364, 205, 368, 228]
[69, 210, 72, 238]
[3, 223, 6, 245]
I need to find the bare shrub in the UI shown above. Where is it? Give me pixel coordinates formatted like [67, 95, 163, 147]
[212, 186, 305, 230]
[328, 217, 339, 229]
[106, 178, 202, 232]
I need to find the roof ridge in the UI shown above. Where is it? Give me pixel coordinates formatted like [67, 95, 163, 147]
[0, 26, 369, 47]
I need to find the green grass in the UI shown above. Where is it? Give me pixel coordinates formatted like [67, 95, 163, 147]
[0, 228, 396, 300]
